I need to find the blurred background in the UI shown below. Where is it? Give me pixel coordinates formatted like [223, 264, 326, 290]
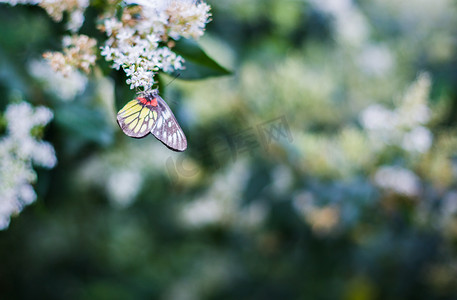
[1, 0, 457, 299]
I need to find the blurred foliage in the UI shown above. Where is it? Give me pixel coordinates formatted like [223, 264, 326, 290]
[2, 1, 457, 300]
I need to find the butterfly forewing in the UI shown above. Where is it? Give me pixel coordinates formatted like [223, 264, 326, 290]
[150, 95, 187, 152]
[117, 91, 187, 152]
[117, 98, 158, 138]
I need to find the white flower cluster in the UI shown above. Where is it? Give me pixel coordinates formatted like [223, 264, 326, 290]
[0, 0, 39, 5]
[100, 0, 211, 90]
[374, 166, 421, 197]
[43, 34, 97, 76]
[179, 159, 262, 229]
[360, 73, 433, 154]
[0, 0, 89, 32]
[0, 102, 56, 230]
[28, 59, 88, 101]
[359, 74, 433, 197]
[76, 140, 174, 208]
[309, 0, 370, 46]
[1, 0, 211, 90]
[39, 0, 89, 32]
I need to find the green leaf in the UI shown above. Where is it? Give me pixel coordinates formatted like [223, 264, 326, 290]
[55, 104, 114, 146]
[171, 38, 232, 80]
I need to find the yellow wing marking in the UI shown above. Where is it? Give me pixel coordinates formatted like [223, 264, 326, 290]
[139, 107, 150, 119]
[129, 118, 139, 130]
[121, 104, 143, 117]
[153, 111, 158, 121]
[124, 99, 138, 110]
[119, 100, 140, 114]
[134, 119, 144, 133]
[125, 113, 139, 125]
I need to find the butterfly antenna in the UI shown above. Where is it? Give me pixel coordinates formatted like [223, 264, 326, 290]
[165, 72, 181, 88]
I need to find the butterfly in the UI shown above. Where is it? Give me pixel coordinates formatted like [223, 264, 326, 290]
[117, 90, 187, 152]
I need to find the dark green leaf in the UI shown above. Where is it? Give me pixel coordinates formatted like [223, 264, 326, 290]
[171, 38, 231, 80]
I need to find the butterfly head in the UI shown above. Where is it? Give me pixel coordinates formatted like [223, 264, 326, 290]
[137, 90, 159, 107]
[138, 89, 159, 98]
[149, 89, 159, 97]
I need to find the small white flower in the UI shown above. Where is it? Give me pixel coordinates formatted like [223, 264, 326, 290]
[360, 104, 397, 131]
[180, 160, 249, 228]
[0, 101, 57, 230]
[67, 9, 85, 32]
[181, 197, 226, 227]
[309, 0, 369, 46]
[374, 166, 421, 197]
[107, 170, 142, 208]
[28, 59, 88, 101]
[401, 126, 433, 153]
[357, 44, 394, 76]
[0, 0, 40, 5]
[18, 184, 37, 205]
[100, 0, 211, 90]
[360, 74, 433, 154]
[32, 142, 57, 168]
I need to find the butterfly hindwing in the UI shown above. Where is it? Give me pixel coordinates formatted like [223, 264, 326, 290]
[150, 95, 187, 152]
[117, 98, 157, 138]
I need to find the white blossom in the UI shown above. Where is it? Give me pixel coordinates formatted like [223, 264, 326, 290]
[28, 59, 88, 101]
[374, 166, 421, 197]
[309, 0, 370, 46]
[401, 126, 433, 154]
[360, 73, 433, 153]
[107, 170, 142, 208]
[0, 0, 40, 5]
[360, 104, 397, 131]
[0, 0, 89, 32]
[357, 44, 394, 76]
[0, 102, 56, 230]
[100, 0, 211, 90]
[44, 34, 97, 76]
[76, 140, 177, 208]
[180, 160, 251, 228]
[2, 0, 211, 90]
[67, 7, 85, 32]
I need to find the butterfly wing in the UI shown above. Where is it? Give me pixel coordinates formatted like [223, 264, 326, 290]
[150, 95, 187, 152]
[117, 92, 187, 152]
[117, 98, 158, 138]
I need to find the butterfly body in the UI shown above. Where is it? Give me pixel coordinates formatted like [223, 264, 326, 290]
[117, 90, 187, 152]
[137, 96, 157, 107]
